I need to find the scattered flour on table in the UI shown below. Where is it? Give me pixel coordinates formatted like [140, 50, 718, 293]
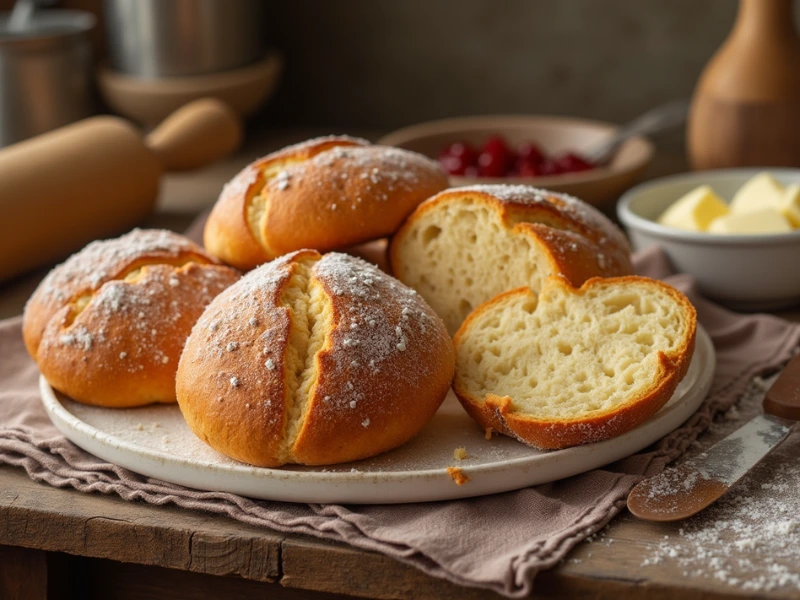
[636, 377, 800, 593]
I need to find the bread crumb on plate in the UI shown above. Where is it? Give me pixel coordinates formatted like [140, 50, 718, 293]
[447, 467, 470, 486]
[453, 447, 468, 460]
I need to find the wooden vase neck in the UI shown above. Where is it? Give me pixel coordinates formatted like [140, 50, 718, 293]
[732, 0, 797, 41]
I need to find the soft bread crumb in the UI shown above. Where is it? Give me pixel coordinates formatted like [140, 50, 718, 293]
[391, 187, 632, 334]
[485, 428, 493, 440]
[447, 467, 470, 486]
[454, 276, 696, 449]
[453, 447, 468, 460]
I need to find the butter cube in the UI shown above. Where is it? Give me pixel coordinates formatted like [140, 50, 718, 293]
[780, 184, 800, 228]
[708, 207, 792, 234]
[730, 172, 784, 214]
[658, 185, 729, 232]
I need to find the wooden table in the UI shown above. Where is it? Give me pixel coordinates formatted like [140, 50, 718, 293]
[0, 129, 794, 600]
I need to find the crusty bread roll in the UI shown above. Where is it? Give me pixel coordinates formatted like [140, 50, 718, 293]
[453, 276, 696, 449]
[203, 136, 449, 271]
[176, 249, 455, 467]
[23, 229, 240, 407]
[390, 184, 634, 334]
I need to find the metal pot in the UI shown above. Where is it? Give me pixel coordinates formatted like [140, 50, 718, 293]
[104, 0, 266, 78]
[0, 10, 94, 147]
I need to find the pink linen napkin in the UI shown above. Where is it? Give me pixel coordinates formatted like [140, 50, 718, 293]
[1, 246, 799, 598]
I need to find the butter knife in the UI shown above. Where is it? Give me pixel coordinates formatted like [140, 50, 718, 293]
[627, 352, 800, 522]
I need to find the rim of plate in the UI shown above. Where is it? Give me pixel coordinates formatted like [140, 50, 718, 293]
[39, 325, 713, 483]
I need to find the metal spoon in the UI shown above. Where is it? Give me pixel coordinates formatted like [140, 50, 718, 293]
[7, 0, 36, 32]
[583, 100, 690, 166]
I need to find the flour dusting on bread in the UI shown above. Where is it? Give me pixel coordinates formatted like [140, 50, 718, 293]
[24, 229, 240, 407]
[176, 250, 455, 467]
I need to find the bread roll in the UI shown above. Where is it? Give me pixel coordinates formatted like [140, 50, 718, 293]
[23, 229, 240, 407]
[176, 249, 454, 467]
[453, 276, 696, 449]
[390, 184, 633, 334]
[203, 136, 448, 270]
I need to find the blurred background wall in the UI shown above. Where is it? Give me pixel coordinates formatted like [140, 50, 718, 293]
[260, 0, 740, 128]
[2, 0, 745, 127]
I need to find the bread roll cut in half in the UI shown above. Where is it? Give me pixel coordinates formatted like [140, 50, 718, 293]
[176, 249, 455, 467]
[390, 185, 634, 334]
[204, 136, 449, 271]
[453, 276, 696, 449]
[23, 229, 240, 407]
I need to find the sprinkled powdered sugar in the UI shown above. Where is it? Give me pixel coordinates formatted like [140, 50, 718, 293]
[264, 145, 443, 213]
[30, 230, 238, 380]
[455, 184, 630, 266]
[30, 229, 206, 310]
[40, 265, 238, 372]
[184, 250, 448, 443]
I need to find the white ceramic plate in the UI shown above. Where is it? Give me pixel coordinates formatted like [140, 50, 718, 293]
[40, 326, 714, 504]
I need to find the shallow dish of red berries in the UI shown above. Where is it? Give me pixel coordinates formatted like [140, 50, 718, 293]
[379, 115, 654, 206]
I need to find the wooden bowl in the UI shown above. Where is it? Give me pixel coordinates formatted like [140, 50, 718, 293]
[379, 115, 655, 206]
[98, 53, 282, 127]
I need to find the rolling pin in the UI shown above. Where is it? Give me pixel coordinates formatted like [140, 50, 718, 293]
[0, 98, 242, 282]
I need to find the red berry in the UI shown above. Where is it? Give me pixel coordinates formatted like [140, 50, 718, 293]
[556, 152, 595, 173]
[516, 159, 541, 177]
[477, 151, 507, 177]
[537, 159, 563, 176]
[439, 154, 468, 175]
[483, 135, 511, 156]
[441, 141, 478, 165]
[517, 142, 545, 165]
[478, 135, 514, 177]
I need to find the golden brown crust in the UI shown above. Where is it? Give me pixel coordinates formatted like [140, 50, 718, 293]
[203, 136, 448, 270]
[176, 250, 455, 467]
[290, 252, 454, 465]
[176, 251, 313, 465]
[203, 136, 370, 270]
[452, 276, 697, 450]
[24, 229, 240, 407]
[390, 185, 633, 286]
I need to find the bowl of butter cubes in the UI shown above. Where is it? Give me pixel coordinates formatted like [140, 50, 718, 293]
[618, 169, 800, 310]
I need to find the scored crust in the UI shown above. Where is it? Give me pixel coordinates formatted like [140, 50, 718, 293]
[452, 276, 697, 449]
[203, 136, 449, 270]
[23, 229, 240, 407]
[176, 250, 455, 467]
[390, 184, 634, 334]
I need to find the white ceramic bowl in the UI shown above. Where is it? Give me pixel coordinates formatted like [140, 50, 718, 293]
[618, 168, 800, 311]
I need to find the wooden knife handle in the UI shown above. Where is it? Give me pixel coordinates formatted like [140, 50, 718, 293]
[763, 352, 800, 420]
[146, 98, 243, 172]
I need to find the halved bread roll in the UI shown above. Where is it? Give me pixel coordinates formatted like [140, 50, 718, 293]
[453, 276, 696, 449]
[23, 229, 240, 407]
[204, 136, 449, 270]
[390, 185, 633, 334]
[176, 250, 454, 467]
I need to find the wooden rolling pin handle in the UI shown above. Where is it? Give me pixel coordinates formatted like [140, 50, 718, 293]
[146, 98, 243, 172]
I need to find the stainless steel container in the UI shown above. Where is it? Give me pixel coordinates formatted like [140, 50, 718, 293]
[105, 0, 266, 78]
[0, 10, 94, 147]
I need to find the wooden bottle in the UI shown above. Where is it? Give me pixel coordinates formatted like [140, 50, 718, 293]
[687, 0, 800, 170]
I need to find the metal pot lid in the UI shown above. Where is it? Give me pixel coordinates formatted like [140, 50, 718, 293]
[0, 10, 95, 43]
